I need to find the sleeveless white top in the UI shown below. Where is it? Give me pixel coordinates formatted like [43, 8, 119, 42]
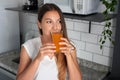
[22, 37, 58, 80]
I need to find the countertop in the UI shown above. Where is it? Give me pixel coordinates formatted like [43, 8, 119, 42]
[0, 50, 108, 80]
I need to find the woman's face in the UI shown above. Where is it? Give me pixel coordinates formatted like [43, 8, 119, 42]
[38, 10, 62, 36]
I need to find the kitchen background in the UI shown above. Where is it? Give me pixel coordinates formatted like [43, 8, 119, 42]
[20, 0, 117, 67]
[0, 0, 118, 80]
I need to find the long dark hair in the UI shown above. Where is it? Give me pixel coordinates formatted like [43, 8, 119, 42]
[38, 3, 67, 80]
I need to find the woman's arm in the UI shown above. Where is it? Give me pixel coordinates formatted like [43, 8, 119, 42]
[59, 38, 82, 80]
[16, 46, 41, 80]
[16, 43, 56, 80]
[66, 50, 82, 80]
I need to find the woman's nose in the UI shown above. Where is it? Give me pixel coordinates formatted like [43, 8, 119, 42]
[52, 23, 59, 30]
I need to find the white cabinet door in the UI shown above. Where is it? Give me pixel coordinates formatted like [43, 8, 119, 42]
[0, 0, 21, 53]
[0, 10, 20, 53]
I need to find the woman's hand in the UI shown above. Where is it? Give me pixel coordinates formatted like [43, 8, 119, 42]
[36, 43, 56, 60]
[59, 38, 75, 56]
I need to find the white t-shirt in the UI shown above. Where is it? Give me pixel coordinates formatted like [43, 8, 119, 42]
[22, 37, 58, 80]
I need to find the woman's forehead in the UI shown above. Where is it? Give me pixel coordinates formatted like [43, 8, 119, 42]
[42, 10, 60, 20]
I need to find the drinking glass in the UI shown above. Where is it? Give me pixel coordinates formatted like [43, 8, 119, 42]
[51, 32, 63, 52]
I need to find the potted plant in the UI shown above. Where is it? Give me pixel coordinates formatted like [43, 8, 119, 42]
[99, 0, 117, 49]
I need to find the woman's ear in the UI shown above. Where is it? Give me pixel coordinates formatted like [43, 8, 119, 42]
[37, 21, 41, 29]
[37, 21, 43, 35]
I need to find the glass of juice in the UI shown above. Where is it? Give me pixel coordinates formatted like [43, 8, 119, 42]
[51, 32, 63, 53]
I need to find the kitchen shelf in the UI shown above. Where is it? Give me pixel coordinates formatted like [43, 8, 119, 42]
[6, 7, 117, 33]
[63, 13, 117, 33]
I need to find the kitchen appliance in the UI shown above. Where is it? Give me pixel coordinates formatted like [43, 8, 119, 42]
[44, 0, 100, 15]
[23, 0, 38, 10]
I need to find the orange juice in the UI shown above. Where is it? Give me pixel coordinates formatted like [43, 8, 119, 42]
[52, 33, 63, 52]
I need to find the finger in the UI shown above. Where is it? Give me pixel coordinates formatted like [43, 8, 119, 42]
[60, 38, 69, 43]
[42, 43, 55, 47]
[40, 44, 56, 51]
[60, 45, 75, 54]
[40, 48, 56, 54]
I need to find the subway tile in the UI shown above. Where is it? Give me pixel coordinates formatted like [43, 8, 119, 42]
[67, 30, 81, 40]
[65, 20, 74, 30]
[86, 43, 103, 54]
[27, 14, 37, 23]
[91, 24, 104, 35]
[31, 23, 39, 31]
[93, 54, 111, 66]
[74, 21, 89, 32]
[20, 12, 37, 23]
[103, 47, 113, 57]
[77, 49, 93, 61]
[73, 19, 82, 23]
[81, 33, 98, 44]
[71, 39, 86, 50]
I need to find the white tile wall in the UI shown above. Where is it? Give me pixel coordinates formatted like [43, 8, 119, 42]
[74, 20, 89, 33]
[91, 24, 104, 35]
[93, 54, 111, 66]
[86, 43, 103, 54]
[71, 39, 86, 50]
[27, 13, 38, 23]
[67, 30, 81, 40]
[103, 47, 113, 57]
[65, 18, 74, 30]
[77, 50, 93, 61]
[65, 18, 115, 66]
[81, 33, 98, 44]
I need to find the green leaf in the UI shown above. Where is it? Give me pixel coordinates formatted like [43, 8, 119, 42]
[100, 0, 117, 50]
[112, 0, 117, 5]
[99, 37, 102, 42]
[106, 30, 109, 33]
[108, 30, 112, 36]
[104, 36, 106, 39]
[110, 7, 115, 11]
[109, 37, 112, 41]
[102, 41, 105, 44]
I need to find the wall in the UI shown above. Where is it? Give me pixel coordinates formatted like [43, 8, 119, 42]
[0, 0, 23, 53]
[65, 18, 116, 67]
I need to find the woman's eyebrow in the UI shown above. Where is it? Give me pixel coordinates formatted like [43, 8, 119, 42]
[44, 18, 51, 20]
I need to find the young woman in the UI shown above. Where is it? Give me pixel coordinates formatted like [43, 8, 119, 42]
[16, 3, 82, 80]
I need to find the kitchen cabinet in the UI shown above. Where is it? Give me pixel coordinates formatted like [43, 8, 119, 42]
[0, 0, 21, 53]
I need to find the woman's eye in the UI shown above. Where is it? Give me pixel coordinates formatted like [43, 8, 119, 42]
[46, 21, 52, 24]
[59, 20, 61, 23]
[57, 20, 61, 24]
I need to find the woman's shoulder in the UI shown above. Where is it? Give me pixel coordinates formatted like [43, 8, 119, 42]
[24, 37, 41, 45]
[22, 37, 41, 53]
[22, 37, 41, 59]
